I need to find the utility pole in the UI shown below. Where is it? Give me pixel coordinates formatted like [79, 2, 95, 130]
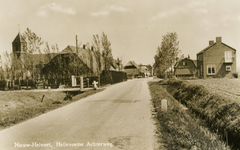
[76, 35, 78, 54]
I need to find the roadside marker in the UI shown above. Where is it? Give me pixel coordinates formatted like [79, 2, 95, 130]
[161, 99, 167, 111]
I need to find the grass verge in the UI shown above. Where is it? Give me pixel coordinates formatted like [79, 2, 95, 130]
[0, 89, 104, 130]
[148, 81, 230, 150]
[170, 79, 240, 149]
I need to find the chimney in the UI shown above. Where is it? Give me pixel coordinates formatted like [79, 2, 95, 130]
[209, 40, 214, 46]
[216, 37, 222, 43]
[91, 46, 94, 51]
[83, 44, 85, 49]
[188, 54, 190, 58]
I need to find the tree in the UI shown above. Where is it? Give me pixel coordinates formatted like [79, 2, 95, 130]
[101, 32, 113, 71]
[3, 51, 12, 80]
[18, 28, 44, 89]
[22, 28, 44, 80]
[92, 34, 103, 86]
[101, 32, 114, 84]
[0, 55, 4, 80]
[154, 32, 181, 78]
[154, 46, 168, 78]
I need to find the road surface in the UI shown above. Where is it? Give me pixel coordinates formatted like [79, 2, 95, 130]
[0, 78, 157, 150]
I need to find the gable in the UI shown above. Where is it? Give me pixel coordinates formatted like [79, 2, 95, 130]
[175, 58, 197, 68]
[197, 42, 236, 55]
[60, 45, 104, 75]
[124, 61, 139, 69]
[197, 43, 216, 55]
[204, 43, 236, 58]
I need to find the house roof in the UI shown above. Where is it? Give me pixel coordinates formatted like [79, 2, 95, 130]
[124, 61, 139, 69]
[174, 57, 197, 68]
[31, 53, 57, 66]
[197, 42, 236, 55]
[175, 68, 192, 75]
[139, 65, 149, 73]
[12, 33, 26, 43]
[60, 45, 103, 75]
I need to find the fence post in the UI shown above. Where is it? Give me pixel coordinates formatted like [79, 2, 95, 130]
[80, 77, 83, 91]
[161, 99, 167, 111]
[71, 75, 75, 87]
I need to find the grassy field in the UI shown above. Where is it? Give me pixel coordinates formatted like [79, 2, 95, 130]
[187, 78, 240, 103]
[148, 81, 229, 150]
[0, 89, 104, 130]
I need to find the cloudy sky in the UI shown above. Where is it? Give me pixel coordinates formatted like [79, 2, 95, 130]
[1, 0, 240, 67]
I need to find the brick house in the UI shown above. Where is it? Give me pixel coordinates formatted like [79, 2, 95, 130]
[197, 37, 236, 78]
[174, 57, 197, 77]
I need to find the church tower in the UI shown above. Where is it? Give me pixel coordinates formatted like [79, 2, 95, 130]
[12, 32, 27, 59]
[12, 32, 27, 78]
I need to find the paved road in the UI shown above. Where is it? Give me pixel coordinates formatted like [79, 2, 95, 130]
[0, 78, 156, 150]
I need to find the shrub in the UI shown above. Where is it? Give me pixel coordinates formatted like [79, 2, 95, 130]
[52, 101, 62, 104]
[232, 72, 238, 78]
[64, 92, 72, 101]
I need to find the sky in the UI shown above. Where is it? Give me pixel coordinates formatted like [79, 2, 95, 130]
[1, 0, 240, 68]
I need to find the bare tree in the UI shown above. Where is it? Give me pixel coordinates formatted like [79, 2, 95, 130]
[22, 28, 44, 82]
[92, 34, 102, 86]
[101, 32, 114, 84]
[101, 32, 113, 71]
[3, 51, 12, 80]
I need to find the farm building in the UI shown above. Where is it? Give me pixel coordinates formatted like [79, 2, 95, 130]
[42, 45, 102, 86]
[174, 57, 197, 77]
[197, 37, 236, 78]
[124, 61, 140, 78]
[10, 32, 125, 88]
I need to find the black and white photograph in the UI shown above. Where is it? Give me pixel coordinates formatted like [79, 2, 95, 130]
[0, 0, 240, 149]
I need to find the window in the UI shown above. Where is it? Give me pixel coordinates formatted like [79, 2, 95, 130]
[226, 65, 231, 71]
[207, 65, 216, 75]
[183, 62, 185, 66]
[225, 51, 232, 63]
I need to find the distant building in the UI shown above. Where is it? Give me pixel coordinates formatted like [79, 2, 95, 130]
[124, 61, 140, 78]
[139, 64, 150, 77]
[196, 37, 236, 78]
[174, 57, 197, 78]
